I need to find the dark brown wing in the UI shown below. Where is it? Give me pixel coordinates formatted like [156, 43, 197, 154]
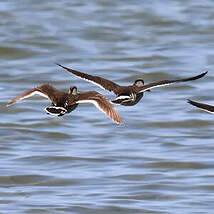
[69, 91, 123, 124]
[187, 99, 214, 114]
[136, 72, 208, 93]
[7, 84, 66, 106]
[56, 63, 120, 93]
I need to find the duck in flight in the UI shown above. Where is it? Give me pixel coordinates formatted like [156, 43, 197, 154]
[56, 63, 208, 106]
[188, 99, 214, 115]
[7, 84, 123, 124]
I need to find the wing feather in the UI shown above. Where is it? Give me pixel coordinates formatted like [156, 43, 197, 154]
[137, 72, 208, 93]
[187, 99, 214, 114]
[57, 63, 120, 93]
[7, 84, 63, 106]
[74, 91, 123, 124]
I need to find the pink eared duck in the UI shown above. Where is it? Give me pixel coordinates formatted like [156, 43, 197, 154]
[57, 64, 207, 106]
[7, 84, 123, 124]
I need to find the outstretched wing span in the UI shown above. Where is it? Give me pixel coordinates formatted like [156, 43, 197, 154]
[137, 72, 208, 93]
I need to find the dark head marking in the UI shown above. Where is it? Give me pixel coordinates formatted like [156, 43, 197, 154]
[69, 86, 77, 95]
[134, 79, 144, 87]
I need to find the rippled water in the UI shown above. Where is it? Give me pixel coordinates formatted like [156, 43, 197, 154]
[1, 1, 214, 213]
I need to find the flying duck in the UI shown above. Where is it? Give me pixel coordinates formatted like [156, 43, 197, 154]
[7, 84, 123, 124]
[56, 63, 207, 106]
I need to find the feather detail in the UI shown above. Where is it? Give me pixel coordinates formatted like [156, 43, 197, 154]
[73, 91, 123, 124]
[7, 84, 66, 107]
[7, 88, 49, 106]
[56, 63, 120, 93]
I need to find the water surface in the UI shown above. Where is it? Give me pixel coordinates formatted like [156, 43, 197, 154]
[1, 1, 214, 213]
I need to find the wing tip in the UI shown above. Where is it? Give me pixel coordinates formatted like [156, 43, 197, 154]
[187, 99, 198, 107]
[187, 71, 208, 81]
[200, 71, 208, 78]
[7, 101, 14, 107]
[111, 115, 123, 125]
[105, 108, 123, 125]
[187, 99, 193, 104]
[56, 63, 69, 71]
[110, 106, 123, 125]
[115, 117, 123, 125]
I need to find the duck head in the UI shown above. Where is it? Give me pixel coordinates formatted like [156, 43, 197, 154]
[134, 79, 151, 92]
[69, 86, 78, 95]
[133, 79, 144, 87]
